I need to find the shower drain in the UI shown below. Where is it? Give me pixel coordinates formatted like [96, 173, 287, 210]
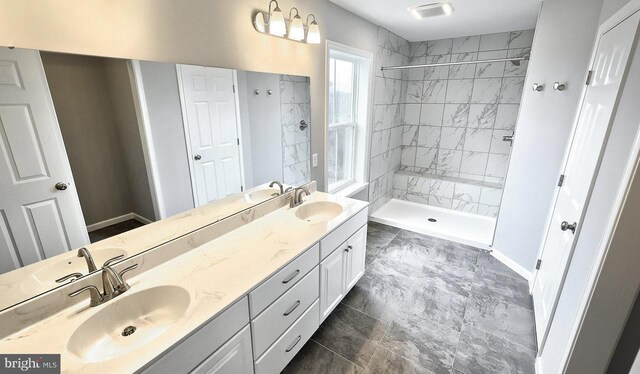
[428, 218, 437, 222]
[122, 325, 137, 337]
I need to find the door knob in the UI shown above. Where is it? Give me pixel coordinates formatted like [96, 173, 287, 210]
[194, 154, 202, 161]
[553, 82, 567, 91]
[55, 182, 68, 191]
[560, 221, 577, 234]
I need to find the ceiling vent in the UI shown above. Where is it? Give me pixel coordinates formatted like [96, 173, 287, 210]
[409, 2, 454, 19]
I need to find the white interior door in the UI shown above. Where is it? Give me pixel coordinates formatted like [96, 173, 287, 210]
[0, 48, 88, 273]
[532, 11, 640, 348]
[178, 65, 243, 206]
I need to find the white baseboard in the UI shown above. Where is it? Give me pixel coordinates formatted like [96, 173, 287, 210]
[87, 212, 152, 232]
[131, 213, 153, 225]
[490, 246, 533, 285]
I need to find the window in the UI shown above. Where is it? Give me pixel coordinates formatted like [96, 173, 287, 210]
[327, 43, 371, 194]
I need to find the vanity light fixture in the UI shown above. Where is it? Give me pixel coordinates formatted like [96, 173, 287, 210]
[305, 14, 321, 44]
[268, 0, 286, 36]
[288, 8, 305, 41]
[253, 1, 321, 44]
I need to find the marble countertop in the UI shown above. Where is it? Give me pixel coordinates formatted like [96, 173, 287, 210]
[0, 183, 283, 311]
[0, 192, 368, 373]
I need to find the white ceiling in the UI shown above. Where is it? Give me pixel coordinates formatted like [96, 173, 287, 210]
[329, 0, 542, 42]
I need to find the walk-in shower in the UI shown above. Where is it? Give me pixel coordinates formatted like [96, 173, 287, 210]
[369, 28, 534, 247]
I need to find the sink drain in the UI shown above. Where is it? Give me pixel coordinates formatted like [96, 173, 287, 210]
[122, 326, 137, 337]
[428, 218, 437, 222]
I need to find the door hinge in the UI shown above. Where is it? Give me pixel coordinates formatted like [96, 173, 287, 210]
[536, 259, 542, 270]
[558, 174, 565, 187]
[233, 84, 236, 93]
[237, 138, 240, 146]
[586, 70, 593, 86]
[240, 185, 244, 192]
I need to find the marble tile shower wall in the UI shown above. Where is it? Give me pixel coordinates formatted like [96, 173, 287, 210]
[368, 28, 411, 214]
[280, 75, 311, 186]
[395, 30, 534, 216]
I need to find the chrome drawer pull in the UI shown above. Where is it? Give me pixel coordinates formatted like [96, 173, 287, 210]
[282, 269, 300, 284]
[285, 335, 302, 352]
[283, 300, 301, 316]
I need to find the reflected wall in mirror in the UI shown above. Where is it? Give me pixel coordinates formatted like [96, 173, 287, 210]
[0, 47, 311, 309]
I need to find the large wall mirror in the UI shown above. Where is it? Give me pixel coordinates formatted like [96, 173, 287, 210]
[0, 47, 312, 310]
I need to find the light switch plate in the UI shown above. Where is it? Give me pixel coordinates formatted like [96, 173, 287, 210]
[312, 153, 318, 167]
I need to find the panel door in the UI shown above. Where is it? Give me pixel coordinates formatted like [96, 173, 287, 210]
[0, 48, 88, 272]
[178, 65, 242, 206]
[319, 245, 346, 323]
[345, 225, 367, 291]
[532, 11, 640, 348]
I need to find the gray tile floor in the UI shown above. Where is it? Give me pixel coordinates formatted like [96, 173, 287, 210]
[283, 222, 537, 374]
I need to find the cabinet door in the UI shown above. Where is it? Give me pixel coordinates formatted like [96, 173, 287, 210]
[319, 245, 346, 322]
[192, 325, 254, 374]
[345, 225, 367, 291]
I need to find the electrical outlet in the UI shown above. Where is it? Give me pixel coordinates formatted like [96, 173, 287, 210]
[312, 153, 318, 167]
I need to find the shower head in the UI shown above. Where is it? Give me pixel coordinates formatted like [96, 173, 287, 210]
[510, 60, 521, 66]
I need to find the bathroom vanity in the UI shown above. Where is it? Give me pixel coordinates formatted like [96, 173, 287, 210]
[0, 188, 368, 373]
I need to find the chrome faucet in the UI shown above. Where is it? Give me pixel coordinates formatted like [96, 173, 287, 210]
[68, 255, 138, 307]
[289, 187, 310, 208]
[269, 181, 285, 195]
[77, 247, 97, 273]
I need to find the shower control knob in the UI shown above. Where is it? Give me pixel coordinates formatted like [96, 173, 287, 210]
[55, 182, 68, 191]
[560, 221, 577, 234]
[532, 83, 544, 92]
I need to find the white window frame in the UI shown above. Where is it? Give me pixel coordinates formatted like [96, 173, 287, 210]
[325, 41, 373, 195]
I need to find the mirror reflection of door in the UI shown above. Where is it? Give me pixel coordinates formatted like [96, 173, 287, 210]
[177, 65, 243, 206]
[0, 48, 89, 273]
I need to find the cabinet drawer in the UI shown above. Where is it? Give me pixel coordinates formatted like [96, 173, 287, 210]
[142, 297, 250, 374]
[254, 300, 319, 374]
[320, 208, 367, 260]
[251, 266, 319, 358]
[249, 243, 319, 318]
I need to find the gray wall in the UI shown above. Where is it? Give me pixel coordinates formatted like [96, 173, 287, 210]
[239, 72, 284, 187]
[103, 59, 156, 221]
[599, 0, 633, 23]
[492, 0, 605, 274]
[42, 53, 134, 225]
[137, 61, 194, 217]
[0, 0, 382, 193]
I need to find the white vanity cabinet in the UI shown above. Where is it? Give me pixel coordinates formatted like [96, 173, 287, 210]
[319, 224, 367, 322]
[191, 325, 253, 374]
[143, 207, 368, 374]
[141, 297, 252, 374]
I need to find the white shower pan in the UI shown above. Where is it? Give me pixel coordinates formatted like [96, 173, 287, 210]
[370, 199, 496, 249]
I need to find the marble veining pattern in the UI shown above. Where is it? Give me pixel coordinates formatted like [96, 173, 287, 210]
[280, 75, 311, 186]
[369, 27, 412, 213]
[285, 223, 536, 373]
[376, 29, 533, 218]
[0, 189, 368, 374]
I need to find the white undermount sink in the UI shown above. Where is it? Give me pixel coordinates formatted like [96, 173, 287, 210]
[67, 285, 190, 363]
[295, 201, 343, 223]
